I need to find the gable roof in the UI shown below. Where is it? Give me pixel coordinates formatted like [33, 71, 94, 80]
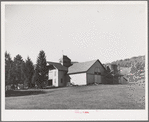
[47, 62, 68, 71]
[68, 59, 106, 74]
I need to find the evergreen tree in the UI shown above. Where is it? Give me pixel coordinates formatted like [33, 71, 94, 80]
[19, 57, 35, 88]
[35, 50, 48, 88]
[5, 52, 13, 86]
[31, 69, 38, 88]
[21, 61, 28, 88]
[24, 57, 34, 88]
[13, 54, 24, 86]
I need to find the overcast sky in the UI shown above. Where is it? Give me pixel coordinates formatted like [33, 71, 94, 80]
[5, 2, 147, 64]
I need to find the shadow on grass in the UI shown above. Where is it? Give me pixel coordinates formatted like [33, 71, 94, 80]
[5, 90, 46, 97]
[45, 86, 67, 90]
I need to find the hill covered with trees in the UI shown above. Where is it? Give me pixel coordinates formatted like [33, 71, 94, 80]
[105, 55, 145, 83]
[106, 55, 145, 71]
[111, 55, 145, 69]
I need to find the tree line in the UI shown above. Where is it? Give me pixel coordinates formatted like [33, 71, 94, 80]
[106, 55, 145, 74]
[111, 56, 145, 68]
[5, 50, 48, 90]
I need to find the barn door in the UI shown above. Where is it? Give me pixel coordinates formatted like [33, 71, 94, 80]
[95, 75, 101, 83]
[94, 67, 101, 83]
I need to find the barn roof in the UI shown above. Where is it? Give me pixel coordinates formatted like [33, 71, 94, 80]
[47, 62, 68, 71]
[68, 59, 106, 74]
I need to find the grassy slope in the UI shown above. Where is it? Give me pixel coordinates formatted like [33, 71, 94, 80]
[6, 84, 145, 109]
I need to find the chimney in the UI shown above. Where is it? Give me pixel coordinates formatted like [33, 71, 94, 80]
[59, 55, 71, 67]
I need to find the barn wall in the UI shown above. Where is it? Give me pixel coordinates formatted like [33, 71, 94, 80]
[87, 61, 105, 74]
[101, 76, 106, 84]
[87, 61, 105, 84]
[95, 75, 102, 83]
[86, 74, 94, 84]
[70, 73, 87, 85]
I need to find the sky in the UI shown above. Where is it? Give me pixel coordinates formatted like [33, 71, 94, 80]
[5, 2, 147, 64]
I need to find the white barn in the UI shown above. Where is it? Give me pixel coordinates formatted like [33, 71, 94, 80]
[68, 60, 106, 85]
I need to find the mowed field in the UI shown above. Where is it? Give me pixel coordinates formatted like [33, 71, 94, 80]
[5, 83, 145, 109]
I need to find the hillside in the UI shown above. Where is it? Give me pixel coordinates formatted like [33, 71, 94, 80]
[111, 55, 145, 69]
[106, 55, 145, 83]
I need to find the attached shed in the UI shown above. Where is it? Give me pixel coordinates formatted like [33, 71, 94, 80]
[68, 60, 106, 85]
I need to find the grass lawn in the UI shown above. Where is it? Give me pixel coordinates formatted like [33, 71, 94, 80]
[5, 83, 145, 109]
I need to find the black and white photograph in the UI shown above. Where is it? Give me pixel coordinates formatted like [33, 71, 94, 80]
[1, 1, 148, 121]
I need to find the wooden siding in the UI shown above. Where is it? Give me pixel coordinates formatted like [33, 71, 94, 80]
[95, 75, 102, 83]
[48, 70, 53, 80]
[87, 61, 105, 83]
[87, 60, 105, 74]
[52, 69, 58, 87]
[58, 70, 67, 87]
[87, 74, 94, 84]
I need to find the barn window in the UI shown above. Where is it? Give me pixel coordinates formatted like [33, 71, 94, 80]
[61, 78, 63, 83]
[94, 67, 101, 75]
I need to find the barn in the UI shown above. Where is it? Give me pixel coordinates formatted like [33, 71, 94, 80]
[68, 60, 106, 85]
[47, 55, 107, 87]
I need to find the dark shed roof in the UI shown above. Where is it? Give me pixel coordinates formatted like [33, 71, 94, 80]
[47, 62, 68, 71]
